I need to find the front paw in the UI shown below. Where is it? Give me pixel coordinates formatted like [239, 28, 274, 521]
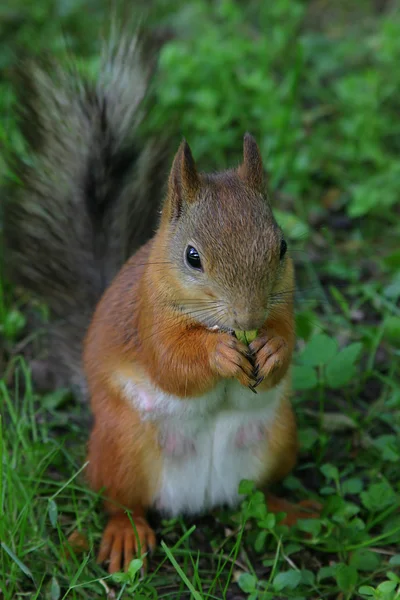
[249, 332, 291, 388]
[211, 333, 255, 389]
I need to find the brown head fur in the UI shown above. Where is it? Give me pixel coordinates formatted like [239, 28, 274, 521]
[152, 133, 291, 332]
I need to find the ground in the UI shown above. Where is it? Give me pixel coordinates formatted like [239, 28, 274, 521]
[1, 1, 400, 599]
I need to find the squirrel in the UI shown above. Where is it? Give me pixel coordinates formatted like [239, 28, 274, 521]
[4, 29, 319, 575]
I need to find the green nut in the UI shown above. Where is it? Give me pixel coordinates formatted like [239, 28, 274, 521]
[234, 329, 258, 345]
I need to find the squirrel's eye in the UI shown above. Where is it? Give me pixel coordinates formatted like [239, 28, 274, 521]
[280, 239, 287, 260]
[186, 245, 202, 271]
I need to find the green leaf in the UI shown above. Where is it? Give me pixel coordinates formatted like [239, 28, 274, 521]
[273, 569, 302, 591]
[254, 530, 268, 552]
[296, 311, 317, 340]
[358, 586, 375, 597]
[341, 502, 360, 519]
[361, 481, 397, 512]
[384, 273, 400, 300]
[383, 516, 400, 543]
[50, 577, 61, 600]
[292, 365, 318, 390]
[335, 563, 358, 592]
[298, 334, 338, 366]
[348, 517, 366, 533]
[325, 343, 363, 388]
[342, 478, 363, 495]
[350, 549, 380, 572]
[387, 390, 400, 408]
[285, 543, 302, 555]
[3, 309, 26, 340]
[320, 463, 339, 482]
[326, 364, 357, 390]
[48, 500, 58, 527]
[251, 502, 267, 521]
[317, 566, 335, 582]
[349, 167, 400, 217]
[383, 316, 400, 346]
[373, 435, 400, 463]
[258, 513, 276, 530]
[320, 486, 336, 495]
[1, 542, 34, 580]
[238, 573, 257, 593]
[252, 491, 266, 505]
[42, 388, 73, 410]
[377, 581, 397, 594]
[112, 572, 127, 583]
[298, 427, 319, 450]
[128, 558, 143, 578]
[296, 519, 321, 537]
[238, 479, 255, 495]
[301, 569, 315, 586]
[383, 249, 400, 270]
[389, 554, 400, 566]
[283, 475, 302, 491]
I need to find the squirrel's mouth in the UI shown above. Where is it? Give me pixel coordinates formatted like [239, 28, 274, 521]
[176, 303, 234, 332]
[177, 301, 264, 333]
[207, 325, 236, 335]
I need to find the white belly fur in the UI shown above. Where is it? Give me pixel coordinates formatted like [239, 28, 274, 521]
[117, 374, 286, 517]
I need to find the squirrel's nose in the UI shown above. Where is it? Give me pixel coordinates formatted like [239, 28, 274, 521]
[233, 307, 267, 331]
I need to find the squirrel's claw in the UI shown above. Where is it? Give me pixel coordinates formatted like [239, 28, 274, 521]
[97, 512, 155, 574]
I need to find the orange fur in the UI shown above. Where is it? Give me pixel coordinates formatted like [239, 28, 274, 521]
[86, 387, 161, 510]
[82, 135, 304, 574]
[259, 390, 298, 484]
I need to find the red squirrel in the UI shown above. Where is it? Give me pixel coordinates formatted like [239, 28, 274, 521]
[4, 29, 316, 576]
[83, 135, 302, 573]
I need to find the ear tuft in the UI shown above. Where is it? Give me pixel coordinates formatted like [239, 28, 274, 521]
[237, 132, 265, 192]
[166, 139, 199, 219]
[181, 140, 199, 197]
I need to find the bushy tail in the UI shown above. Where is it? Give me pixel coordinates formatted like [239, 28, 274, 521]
[3, 29, 171, 396]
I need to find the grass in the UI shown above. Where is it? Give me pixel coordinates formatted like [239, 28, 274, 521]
[1, 0, 400, 598]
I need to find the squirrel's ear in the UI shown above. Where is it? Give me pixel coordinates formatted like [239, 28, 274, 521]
[166, 139, 199, 219]
[237, 133, 265, 192]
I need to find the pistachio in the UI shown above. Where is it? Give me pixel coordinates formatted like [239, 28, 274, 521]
[234, 329, 258, 345]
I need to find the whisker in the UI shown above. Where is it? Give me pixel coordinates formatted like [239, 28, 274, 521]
[181, 310, 226, 320]
[269, 285, 321, 300]
[138, 306, 228, 344]
[269, 295, 335, 308]
[139, 316, 225, 345]
[206, 309, 228, 330]
[270, 281, 351, 298]
[90, 303, 226, 333]
[134, 261, 174, 266]
[139, 308, 219, 335]
[173, 300, 222, 305]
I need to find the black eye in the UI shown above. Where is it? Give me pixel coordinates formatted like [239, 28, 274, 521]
[186, 245, 202, 270]
[280, 239, 287, 260]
